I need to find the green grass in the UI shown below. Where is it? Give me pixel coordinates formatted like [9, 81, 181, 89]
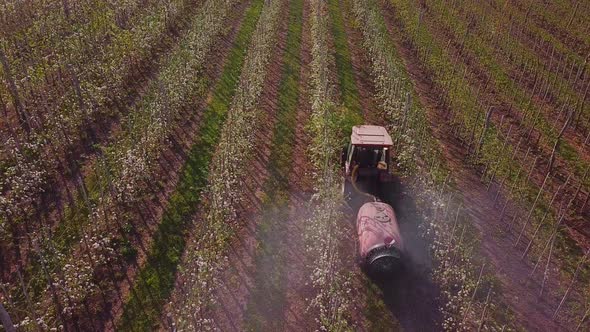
[243, 0, 304, 329]
[325, 0, 408, 327]
[328, 0, 363, 136]
[409, 0, 590, 273]
[117, 1, 265, 330]
[14, 0, 208, 307]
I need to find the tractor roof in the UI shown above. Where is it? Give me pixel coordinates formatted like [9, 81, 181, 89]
[351, 125, 393, 146]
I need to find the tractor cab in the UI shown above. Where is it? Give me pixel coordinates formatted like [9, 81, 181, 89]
[341, 125, 393, 196]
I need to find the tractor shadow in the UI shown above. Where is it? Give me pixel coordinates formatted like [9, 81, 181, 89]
[348, 175, 443, 331]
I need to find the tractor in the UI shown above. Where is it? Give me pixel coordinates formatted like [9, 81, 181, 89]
[341, 125, 393, 198]
[341, 125, 404, 276]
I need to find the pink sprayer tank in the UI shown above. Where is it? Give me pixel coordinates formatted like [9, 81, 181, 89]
[357, 202, 404, 271]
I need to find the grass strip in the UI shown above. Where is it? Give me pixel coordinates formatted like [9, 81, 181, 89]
[165, 0, 284, 328]
[243, 0, 303, 329]
[117, 1, 265, 329]
[327, 0, 363, 131]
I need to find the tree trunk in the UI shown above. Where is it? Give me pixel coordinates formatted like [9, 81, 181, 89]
[0, 47, 30, 134]
[548, 110, 573, 173]
[566, 1, 580, 28]
[62, 0, 71, 19]
[477, 107, 494, 154]
[554, 249, 589, 319]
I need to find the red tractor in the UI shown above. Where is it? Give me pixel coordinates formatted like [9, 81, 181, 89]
[341, 125, 404, 276]
[341, 125, 393, 197]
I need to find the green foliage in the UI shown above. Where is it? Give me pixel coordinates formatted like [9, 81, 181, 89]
[119, 238, 138, 261]
[351, 0, 518, 328]
[0, 0, 193, 237]
[388, 0, 580, 260]
[362, 279, 401, 331]
[327, 0, 363, 120]
[166, 0, 285, 329]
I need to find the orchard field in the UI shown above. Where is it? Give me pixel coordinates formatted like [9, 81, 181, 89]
[0, 0, 589, 331]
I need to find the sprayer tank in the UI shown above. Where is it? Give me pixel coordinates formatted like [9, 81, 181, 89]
[357, 202, 404, 274]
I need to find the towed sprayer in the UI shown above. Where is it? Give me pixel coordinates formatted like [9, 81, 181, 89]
[341, 125, 404, 276]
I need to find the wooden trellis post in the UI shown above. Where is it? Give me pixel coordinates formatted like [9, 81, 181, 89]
[553, 249, 590, 320]
[477, 287, 493, 332]
[477, 106, 494, 155]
